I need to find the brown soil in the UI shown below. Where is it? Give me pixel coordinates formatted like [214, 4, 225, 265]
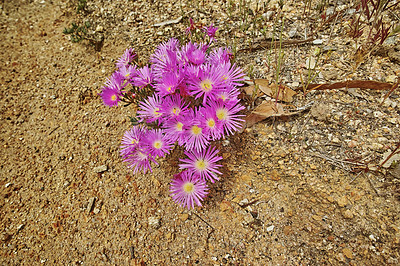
[1, 0, 400, 265]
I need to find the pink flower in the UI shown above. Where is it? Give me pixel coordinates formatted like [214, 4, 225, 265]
[170, 170, 208, 209]
[181, 42, 206, 65]
[179, 146, 223, 183]
[160, 94, 189, 120]
[120, 125, 146, 157]
[133, 65, 154, 89]
[116, 48, 137, 69]
[151, 38, 180, 77]
[199, 106, 223, 141]
[218, 62, 245, 87]
[208, 100, 245, 136]
[122, 148, 158, 174]
[154, 72, 181, 97]
[162, 116, 187, 146]
[143, 129, 174, 158]
[99, 87, 120, 107]
[186, 64, 224, 105]
[137, 95, 163, 124]
[182, 109, 209, 152]
[208, 47, 232, 65]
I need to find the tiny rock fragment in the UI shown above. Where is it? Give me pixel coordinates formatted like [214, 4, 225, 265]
[93, 165, 107, 173]
[148, 217, 160, 229]
[242, 212, 255, 224]
[309, 164, 317, 170]
[343, 209, 354, 219]
[179, 213, 189, 221]
[220, 200, 233, 212]
[87, 197, 96, 213]
[153, 16, 182, 27]
[239, 174, 252, 184]
[266, 225, 274, 232]
[270, 169, 281, 181]
[283, 226, 292, 236]
[130, 246, 135, 259]
[337, 196, 348, 207]
[2, 233, 12, 243]
[313, 39, 323, 45]
[312, 215, 322, 221]
[327, 196, 335, 203]
[95, 25, 104, 32]
[342, 248, 353, 259]
[93, 208, 100, 214]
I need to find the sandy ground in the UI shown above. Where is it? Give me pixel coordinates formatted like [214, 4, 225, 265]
[1, 0, 400, 264]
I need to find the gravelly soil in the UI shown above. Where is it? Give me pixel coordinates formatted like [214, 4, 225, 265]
[1, 0, 400, 265]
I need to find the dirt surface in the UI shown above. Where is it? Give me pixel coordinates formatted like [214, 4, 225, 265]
[1, 0, 400, 265]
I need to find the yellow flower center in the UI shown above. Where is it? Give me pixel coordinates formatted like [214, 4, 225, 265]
[191, 125, 202, 135]
[195, 159, 207, 170]
[111, 94, 117, 101]
[207, 119, 215, 128]
[172, 107, 180, 115]
[200, 79, 213, 92]
[153, 141, 162, 149]
[167, 86, 172, 92]
[183, 182, 194, 193]
[131, 139, 138, 145]
[176, 122, 183, 131]
[216, 109, 227, 120]
[153, 107, 161, 117]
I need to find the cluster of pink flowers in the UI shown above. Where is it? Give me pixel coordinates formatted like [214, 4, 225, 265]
[100, 25, 245, 209]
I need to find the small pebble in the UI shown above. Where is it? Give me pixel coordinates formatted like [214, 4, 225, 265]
[93, 165, 108, 173]
[337, 196, 348, 207]
[343, 209, 354, 219]
[342, 247, 353, 259]
[266, 225, 274, 232]
[148, 217, 160, 229]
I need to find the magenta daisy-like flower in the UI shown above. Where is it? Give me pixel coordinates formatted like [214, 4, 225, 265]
[143, 129, 173, 158]
[137, 94, 163, 124]
[118, 65, 137, 84]
[182, 109, 209, 152]
[150, 39, 180, 78]
[122, 148, 158, 174]
[104, 72, 124, 91]
[199, 106, 223, 141]
[179, 146, 223, 183]
[170, 170, 208, 209]
[160, 94, 189, 120]
[154, 72, 181, 97]
[116, 48, 137, 69]
[133, 65, 154, 89]
[181, 42, 206, 65]
[208, 100, 245, 136]
[208, 47, 232, 65]
[215, 87, 240, 103]
[162, 116, 187, 146]
[99, 87, 120, 107]
[218, 62, 245, 87]
[120, 125, 146, 157]
[186, 64, 224, 104]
